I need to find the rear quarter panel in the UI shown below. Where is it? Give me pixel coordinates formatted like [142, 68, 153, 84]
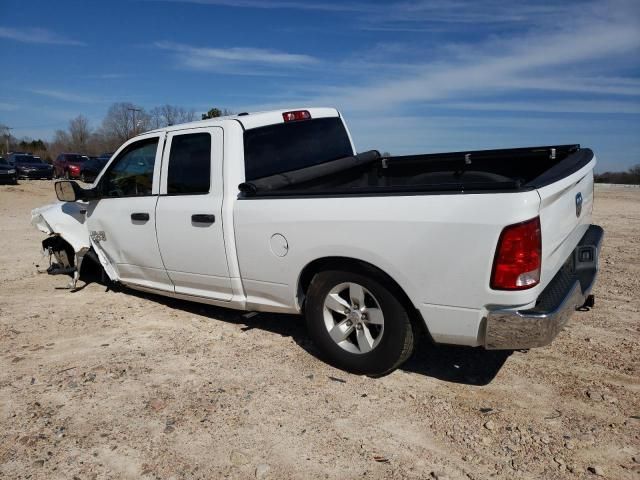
[233, 191, 542, 315]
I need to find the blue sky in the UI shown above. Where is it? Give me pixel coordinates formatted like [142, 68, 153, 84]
[0, 0, 639, 171]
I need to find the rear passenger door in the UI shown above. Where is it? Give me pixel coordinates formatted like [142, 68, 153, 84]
[155, 127, 233, 300]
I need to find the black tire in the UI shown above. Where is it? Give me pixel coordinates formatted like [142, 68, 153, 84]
[80, 173, 86, 183]
[305, 270, 415, 376]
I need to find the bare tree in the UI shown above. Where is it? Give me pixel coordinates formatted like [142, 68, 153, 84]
[8, 101, 207, 161]
[102, 102, 148, 144]
[68, 115, 91, 152]
[0, 124, 11, 154]
[47, 129, 72, 160]
[150, 104, 198, 128]
[181, 107, 197, 123]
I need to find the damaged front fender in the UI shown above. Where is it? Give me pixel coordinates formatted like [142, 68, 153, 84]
[31, 201, 91, 252]
[31, 201, 118, 287]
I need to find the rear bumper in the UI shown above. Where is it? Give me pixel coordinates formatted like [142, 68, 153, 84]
[484, 224, 604, 350]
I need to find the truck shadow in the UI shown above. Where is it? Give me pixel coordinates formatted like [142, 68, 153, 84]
[109, 285, 512, 386]
[401, 341, 512, 386]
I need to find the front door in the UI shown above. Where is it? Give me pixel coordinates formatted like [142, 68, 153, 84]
[85, 133, 173, 291]
[155, 127, 232, 300]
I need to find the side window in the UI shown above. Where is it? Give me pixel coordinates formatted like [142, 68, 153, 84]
[167, 133, 211, 195]
[101, 138, 159, 197]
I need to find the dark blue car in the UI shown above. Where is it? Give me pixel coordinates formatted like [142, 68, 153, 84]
[0, 157, 18, 184]
[7, 153, 54, 180]
[80, 154, 111, 183]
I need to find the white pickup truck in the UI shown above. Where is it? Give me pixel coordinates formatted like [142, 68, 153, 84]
[32, 107, 603, 375]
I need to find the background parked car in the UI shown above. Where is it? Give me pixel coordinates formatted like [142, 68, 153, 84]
[80, 156, 110, 183]
[0, 157, 18, 184]
[11, 154, 54, 180]
[53, 153, 89, 179]
[5, 152, 29, 165]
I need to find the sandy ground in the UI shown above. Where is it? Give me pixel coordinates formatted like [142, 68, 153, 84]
[0, 181, 638, 480]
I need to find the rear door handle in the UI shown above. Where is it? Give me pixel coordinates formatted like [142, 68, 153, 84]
[191, 214, 215, 224]
[131, 212, 150, 221]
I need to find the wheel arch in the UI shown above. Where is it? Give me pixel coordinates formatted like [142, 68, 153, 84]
[296, 256, 430, 339]
[42, 234, 76, 268]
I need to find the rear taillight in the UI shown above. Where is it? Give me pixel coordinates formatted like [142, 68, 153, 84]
[491, 217, 541, 290]
[282, 110, 311, 122]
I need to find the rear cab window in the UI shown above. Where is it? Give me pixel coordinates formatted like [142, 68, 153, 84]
[166, 133, 211, 195]
[243, 117, 353, 180]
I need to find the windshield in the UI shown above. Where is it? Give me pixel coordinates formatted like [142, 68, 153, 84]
[14, 155, 39, 164]
[65, 154, 87, 162]
[243, 117, 354, 180]
[87, 158, 108, 167]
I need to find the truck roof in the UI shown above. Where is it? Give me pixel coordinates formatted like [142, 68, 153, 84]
[144, 107, 340, 135]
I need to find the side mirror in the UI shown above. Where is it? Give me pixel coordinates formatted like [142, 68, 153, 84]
[55, 180, 96, 202]
[55, 181, 78, 202]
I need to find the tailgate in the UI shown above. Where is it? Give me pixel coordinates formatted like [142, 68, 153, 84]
[535, 153, 596, 290]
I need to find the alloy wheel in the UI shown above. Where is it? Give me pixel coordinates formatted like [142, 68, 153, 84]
[322, 282, 385, 354]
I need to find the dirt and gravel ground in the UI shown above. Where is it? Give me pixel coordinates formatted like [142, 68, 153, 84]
[0, 181, 638, 480]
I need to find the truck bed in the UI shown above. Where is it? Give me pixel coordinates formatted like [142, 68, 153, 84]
[239, 145, 593, 197]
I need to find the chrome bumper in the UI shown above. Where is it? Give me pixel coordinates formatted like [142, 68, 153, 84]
[484, 224, 604, 350]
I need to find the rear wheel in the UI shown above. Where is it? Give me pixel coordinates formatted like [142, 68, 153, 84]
[80, 173, 86, 183]
[305, 270, 415, 376]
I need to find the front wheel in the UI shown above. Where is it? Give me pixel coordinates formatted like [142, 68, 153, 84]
[305, 270, 415, 376]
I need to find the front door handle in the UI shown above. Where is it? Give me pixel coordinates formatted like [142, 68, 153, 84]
[131, 212, 150, 221]
[191, 214, 215, 224]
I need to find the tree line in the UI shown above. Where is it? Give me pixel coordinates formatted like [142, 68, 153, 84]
[594, 164, 640, 185]
[4, 112, 639, 186]
[0, 103, 231, 162]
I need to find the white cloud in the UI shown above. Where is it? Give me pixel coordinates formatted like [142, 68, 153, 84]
[29, 89, 103, 103]
[83, 73, 130, 80]
[147, 0, 636, 32]
[301, 9, 640, 112]
[154, 41, 319, 74]
[148, 0, 371, 12]
[0, 27, 86, 46]
[444, 100, 640, 115]
[0, 102, 19, 111]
